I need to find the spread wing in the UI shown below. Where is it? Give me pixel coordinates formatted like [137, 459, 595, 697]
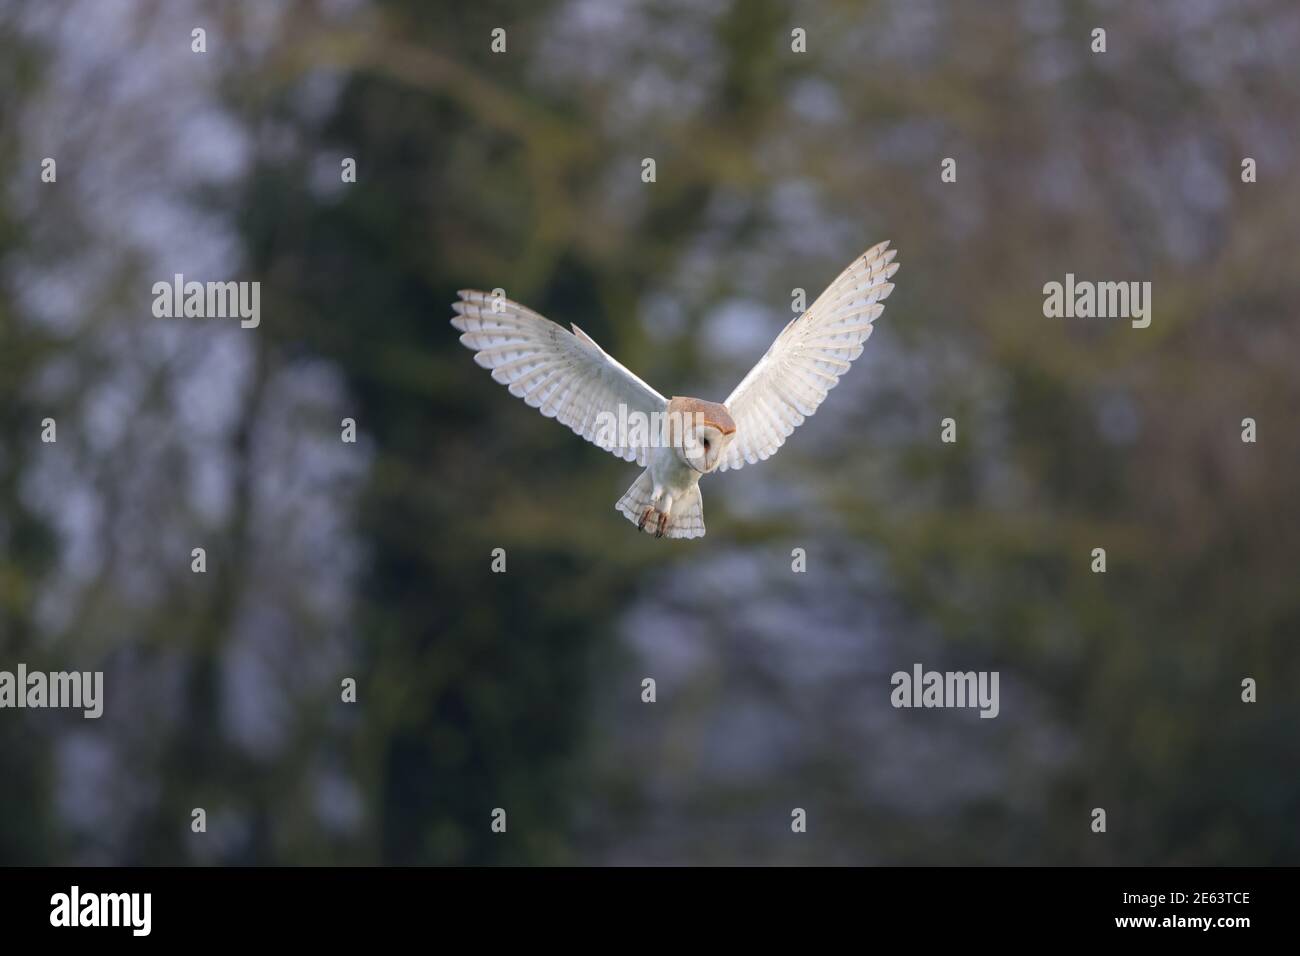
[718, 241, 899, 472]
[451, 290, 668, 465]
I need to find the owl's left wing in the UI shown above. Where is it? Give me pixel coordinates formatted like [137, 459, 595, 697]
[452, 290, 668, 465]
[718, 241, 899, 472]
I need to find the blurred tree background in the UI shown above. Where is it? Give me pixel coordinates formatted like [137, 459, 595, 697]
[1, 0, 1297, 865]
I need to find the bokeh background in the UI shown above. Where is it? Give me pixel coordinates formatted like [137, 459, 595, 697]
[1, 0, 1298, 866]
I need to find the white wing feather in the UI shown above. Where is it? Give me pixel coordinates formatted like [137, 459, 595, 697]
[718, 241, 899, 472]
[451, 291, 668, 465]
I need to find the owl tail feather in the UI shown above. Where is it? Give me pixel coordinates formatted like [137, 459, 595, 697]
[615, 470, 656, 528]
[615, 471, 706, 540]
[665, 484, 705, 539]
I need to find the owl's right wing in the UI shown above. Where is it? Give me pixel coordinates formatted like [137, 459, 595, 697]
[452, 290, 668, 465]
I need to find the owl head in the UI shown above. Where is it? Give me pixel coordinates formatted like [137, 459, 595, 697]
[668, 397, 736, 474]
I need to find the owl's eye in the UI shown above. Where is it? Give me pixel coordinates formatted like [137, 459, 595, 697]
[703, 438, 711, 451]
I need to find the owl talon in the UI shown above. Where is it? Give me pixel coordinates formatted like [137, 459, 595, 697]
[655, 512, 669, 538]
[638, 507, 654, 531]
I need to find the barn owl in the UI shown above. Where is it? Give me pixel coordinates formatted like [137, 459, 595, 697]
[451, 241, 899, 539]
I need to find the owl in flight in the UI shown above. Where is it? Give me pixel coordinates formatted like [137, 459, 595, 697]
[451, 241, 899, 539]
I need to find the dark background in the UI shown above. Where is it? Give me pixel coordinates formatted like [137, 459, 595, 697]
[1, 0, 1297, 865]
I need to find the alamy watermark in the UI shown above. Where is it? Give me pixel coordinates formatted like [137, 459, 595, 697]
[594, 405, 708, 458]
[1043, 273, 1151, 328]
[890, 663, 999, 718]
[0, 664, 102, 718]
[152, 274, 260, 329]
[50, 886, 151, 936]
